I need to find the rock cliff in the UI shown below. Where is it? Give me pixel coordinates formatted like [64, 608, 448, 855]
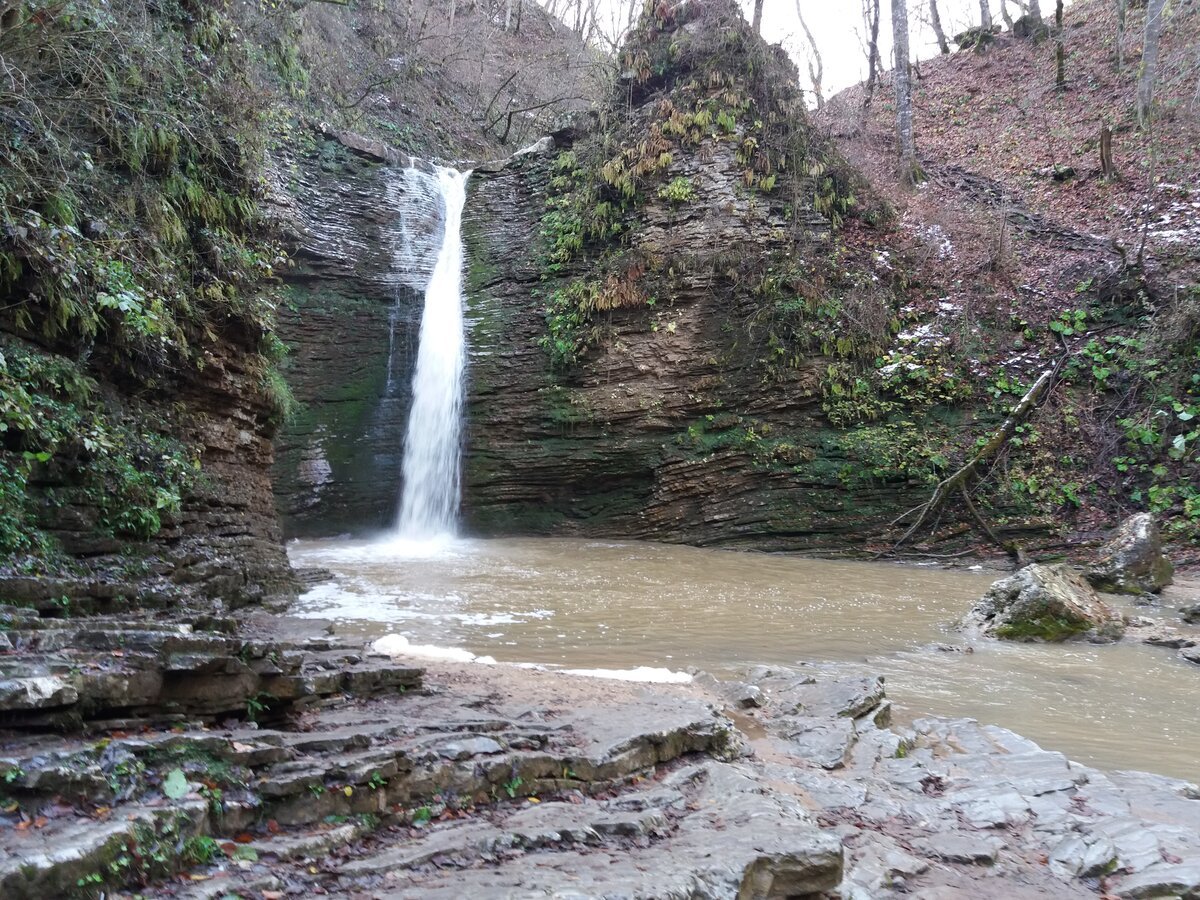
[269, 0, 1198, 556]
[0, 0, 295, 609]
[460, 0, 954, 549]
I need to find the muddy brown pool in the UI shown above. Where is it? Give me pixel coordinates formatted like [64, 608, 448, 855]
[288, 536, 1200, 781]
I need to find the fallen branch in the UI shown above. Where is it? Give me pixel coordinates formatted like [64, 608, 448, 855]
[893, 360, 1064, 550]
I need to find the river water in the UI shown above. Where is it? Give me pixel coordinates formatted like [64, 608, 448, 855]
[289, 535, 1199, 781]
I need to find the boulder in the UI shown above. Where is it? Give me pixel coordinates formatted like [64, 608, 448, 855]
[1181, 603, 1200, 625]
[1086, 513, 1174, 595]
[964, 564, 1125, 643]
[1011, 14, 1051, 41]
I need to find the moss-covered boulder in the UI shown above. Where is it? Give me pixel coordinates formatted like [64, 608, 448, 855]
[1085, 513, 1174, 596]
[964, 564, 1125, 643]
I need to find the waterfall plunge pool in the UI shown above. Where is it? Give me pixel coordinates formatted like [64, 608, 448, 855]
[288, 535, 1200, 782]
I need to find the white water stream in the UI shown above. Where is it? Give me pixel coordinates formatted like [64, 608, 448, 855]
[395, 167, 470, 539]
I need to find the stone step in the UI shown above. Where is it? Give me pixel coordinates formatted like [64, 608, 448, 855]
[149, 872, 283, 900]
[241, 821, 366, 861]
[2, 661, 734, 896]
[155, 762, 843, 900]
[0, 625, 423, 729]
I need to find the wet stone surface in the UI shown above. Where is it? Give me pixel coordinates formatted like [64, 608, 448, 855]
[1, 616, 1199, 899]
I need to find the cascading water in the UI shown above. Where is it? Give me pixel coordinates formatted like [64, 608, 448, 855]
[395, 167, 470, 539]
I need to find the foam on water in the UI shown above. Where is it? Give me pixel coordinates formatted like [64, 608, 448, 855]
[373, 633, 496, 665]
[561, 666, 694, 684]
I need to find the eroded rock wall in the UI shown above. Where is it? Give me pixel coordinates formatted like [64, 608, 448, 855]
[270, 136, 435, 537]
[462, 150, 934, 549]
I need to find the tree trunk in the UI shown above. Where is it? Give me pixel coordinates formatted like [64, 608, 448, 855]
[752, 0, 764, 34]
[1000, 0, 1014, 30]
[1055, 0, 1065, 90]
[505, 0, 513, 30]
[930, 0, 950, 54]
[1137, 0, 1167, 130]
[796, 1, 825, 107]
[979, 0, 992, 31]
[892, 0, 922, 185]
[1115, 0, 1127, 71]
[1027, 0, 1043, 23]
[449, 0, 456, 29]
[1194, 50, 1200, 118]
[864, 0, 882, 106]
[1100, 125, 1117, 179]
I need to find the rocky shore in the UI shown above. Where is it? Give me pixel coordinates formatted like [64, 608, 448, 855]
[3, 606, 1199, 899]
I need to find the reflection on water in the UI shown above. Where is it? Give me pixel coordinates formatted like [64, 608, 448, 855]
[289, 535, 1200, 781]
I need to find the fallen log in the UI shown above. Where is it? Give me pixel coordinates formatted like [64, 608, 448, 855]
[893, 361, 1063, 553]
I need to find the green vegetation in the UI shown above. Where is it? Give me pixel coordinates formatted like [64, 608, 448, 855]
[994, 614, 1090, 642]
[502, 774, 524, 798]
[72, 812, 195, 898]
[1067, 292, 1200, 541]
[657, 176, 697, 203]
[0, 342, 201, 556]
[181, 835, 222, 866]
[533, 1, 875, 374]
[411, 804, 433, 824]
[0, 0, 291, 568]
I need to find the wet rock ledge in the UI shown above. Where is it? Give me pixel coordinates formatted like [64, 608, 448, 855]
[2, 616, 1199, 899]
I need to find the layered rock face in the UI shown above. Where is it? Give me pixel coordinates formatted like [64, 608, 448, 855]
[157, 329, 298, 607]
[460, 1, 934, 548]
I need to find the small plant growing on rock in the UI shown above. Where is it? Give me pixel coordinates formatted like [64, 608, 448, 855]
[503, 775, 524, 799]
[182, 835, 221, 865]
[657, 176, 696, 203]
[244, 691, 275, 722]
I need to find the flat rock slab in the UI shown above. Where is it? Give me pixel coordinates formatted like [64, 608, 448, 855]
[6, 650, 1200, 900]
[358, 763, 842, 900]
[913, 832, 1006, 864]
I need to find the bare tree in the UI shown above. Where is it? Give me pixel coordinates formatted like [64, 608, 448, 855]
[1194, 49, 1200, 118]
[1100, 125, 1117, 179]
[929, 0, 950, 54]
[1054, 0, 1064, 90]
[863, 0, 882, 105]
[752, 0, 764, 34]
[1137, 0, 1167, 130]
[1115, 0, 1127, 72]
[979, 0, 993, 31]
[893, 0, 922, 185]
[999, 0, 1014, 30]
[796, 1, 824, 107]
[1027, 0, 1043, 25]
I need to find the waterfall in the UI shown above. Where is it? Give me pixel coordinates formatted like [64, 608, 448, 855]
[395, 167, 470, 539]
